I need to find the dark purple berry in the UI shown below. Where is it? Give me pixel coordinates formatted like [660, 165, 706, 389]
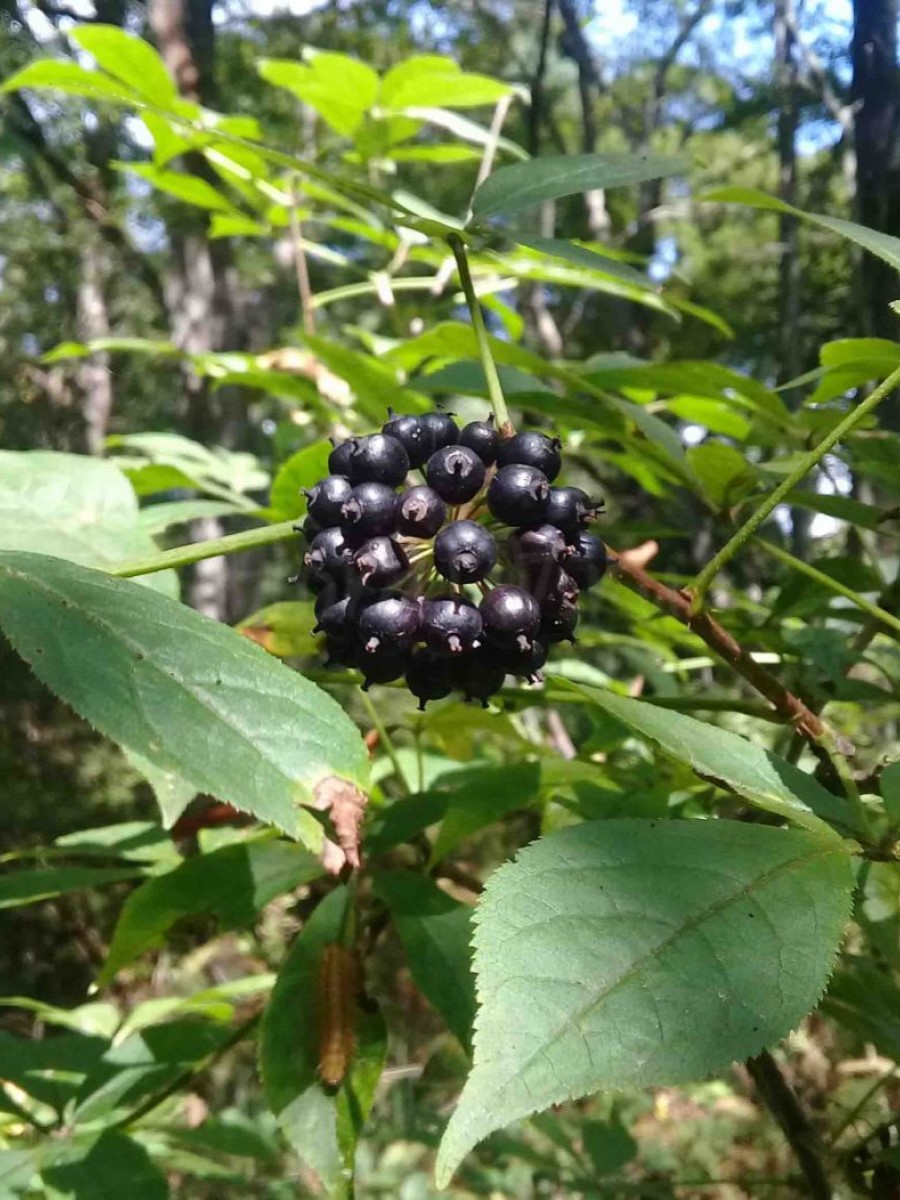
[305, 527, 353, 585]
[533, 567, 580, 615]
[507, 524, 568, 572]
[300, 514, 322, 541]
[487, 464, 550, 526]
[358, 595, 420, 655]
[480, 584, 541, 650]
[566, 532, 607, 589]
[352, 536, 409, 587]
[458, 417, 500, 465]
[346, 433, 410, 486]
[421, 596, 483, 656]
[305, 475, 353, 527]
[544, 486, 602, 541]
[541, 605, 578, 644]
[406, 647, 454, 710]
[324, 630, 360, 668]
[497, 431, 562, 481]
[434, 520, 497, 584]
[396, 485, 447, 538]
[314, 590, 358, 636]
[425, 445, 486, 504]
[451, 650, 506, 707]
[383, 410, 431, 467]
[340, 481, 398, 541]
[486, 639, 548, 683]
[419, 411, 459, 451]
[360, 649, 410, 690]
[328, 438, 356, 476]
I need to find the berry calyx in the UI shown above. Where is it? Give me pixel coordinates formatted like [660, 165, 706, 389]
[418, 411, 459, 451]
[352, 536, 409, 587]
[305, 474, 353, 527]
[458, 417, 500, 464]
[544, 486, 602, 541]
[480, 584, 540, 649]
[497, 431, 562, 481]
[383, 410, 431, 467]
[434, 520, 497, 583]
[406, 647, 454, 710]
[396, 485, 447, 538]
[425, 445, 486, 504]
[340, 481, 398, 541]
[358, 595, 420, 655]
[566, 532, 608, 589]
[346, 433, 410, 486]
[422, 596, 483, 655]
[487, 464, 550, 526]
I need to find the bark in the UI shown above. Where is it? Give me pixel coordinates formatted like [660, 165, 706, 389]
[556, 0, 610, 236]
[76, 242, 113, 455]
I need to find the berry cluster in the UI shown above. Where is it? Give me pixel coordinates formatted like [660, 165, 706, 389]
[298, 410, 605, 708]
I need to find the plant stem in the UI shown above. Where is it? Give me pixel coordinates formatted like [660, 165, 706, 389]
[758, 538, 900, 640]
[110, 519, 299, 579]
[359, 690, 410, 794]
[831, 1064, 898, 1144]
[746, 1049, 832, 1200]
[447, 233, 513, 436]
[689, 362, 900, 611]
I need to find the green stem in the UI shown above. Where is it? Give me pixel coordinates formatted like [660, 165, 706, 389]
[359, 689, 410, 794]
[110, 519, 299, 579]
[758, 538, 900, 640]
[447, 234, 512, 435]
[689, 363, 900, 611]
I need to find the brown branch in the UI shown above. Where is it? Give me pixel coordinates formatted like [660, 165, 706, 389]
[612, 549, 826, 742]
[746, 1050, 832, 1200]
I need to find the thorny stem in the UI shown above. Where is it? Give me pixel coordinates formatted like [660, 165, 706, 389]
[447, 233, 513, 436]
[689, 362, 900, 612]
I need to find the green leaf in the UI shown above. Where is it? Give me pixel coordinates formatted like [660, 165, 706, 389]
[515, 237, 650, 287]
[102, 839, 322, 981]
[823, 959, 900, 1059]
[435, 819, 853, 1185]
[881, 762, 900, 823]
[707, 186, 900, 273]
[121, 163, 237, 213]
[0, 60, 141, 103]
[0, 553, 369, 843]
[374, 872, 475, 1051]
[139, 500, 245, 535]
[259, 53, 379, 137]
[0, 451, 176, 596]
[267, 442, 332, 522]
[237, 601, 317, 659]
[71, 26, 176, 105]
[0, 865, 140, 911]
[472, 153, 688, 219]
[0, 1029, 109, 1110]
[555, 681, 854, 837]
[380, 56, 512, 109]
[42, 1132, 168, 1200]
[686, 442, 759, 510]
[260, 888, 386, 1197]
[123, 749, 196, 829]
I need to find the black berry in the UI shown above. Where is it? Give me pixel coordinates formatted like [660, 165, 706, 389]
[346, 433, 410, 486]
[533, 567, 580, 614]
[313, 591, 357, 637]
[487, 464, 550, 526]
[425, 445, 486, 504]
[328, 438, 356, 476]
[418, 411, 459, 451]
[486, 638, 548, 683]
[508, 524, 568, 572]
[360, 649, 409, 690]
[340, 481, 398, 541]
[305, 475, 353, 527]
[544, 486, 601, 541]
[451, 650, 507, 707]
[497, 431, 562, 481]
[358, 594, 420, 655]
[480, 585, 540, 649]
[434, 520, 497, 584]
[305, 527, 353, 586]
[352, 536, 409, 587]
[566, 532, 608, 589]
[422, 596, 483, 655]
[458, 417, 500, 464]
[396, 485, 447, 538]
[406, 647, 454, 710]
[383, 410, 431, 467]
[541, 605, 578, 644]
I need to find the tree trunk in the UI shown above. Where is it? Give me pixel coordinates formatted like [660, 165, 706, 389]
[76, 241, 113, 456]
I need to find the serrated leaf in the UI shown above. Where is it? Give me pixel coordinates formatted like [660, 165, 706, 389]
[0, 865, 140, 910]
[260, 888, 386, 1197]
[0, 451, 176, 596]
[472, 153, 687, 219]
[71, 26, 176, 105]
[1, 60, 141, 103]
[557, 680, 854, 837]
[436, 819, 853, 1185]
[374, 872, 475, 1051]
[123, 749, 196, 829]
[0, 553, 369, 843]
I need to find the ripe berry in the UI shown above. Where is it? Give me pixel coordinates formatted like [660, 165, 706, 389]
[508, 524, 568, 572]
[425, 445, 486, 504]
[340, 482, 398, 541]
[486, 638, 548, 683]
[346, 433, 410, 486]
[305, 527, 353, 585]
[352, 536, 408, 587]
[480, 585, 540, 649]
[459, 417, 500, 464]
[487, 464, 550, 526]
[422, 596, 483, 655]
[541, 605, 578, 644]
[300, 514, 322, 542]
[418, 411, 459, 451]
[328, 438, 357, 476]
[383, 410, 431, 467]
[434, 520, 497, 584]
[406, 647, 454, 710]
[360, 649, 409, 690]
[313, 591, 357, 637]
[497, 431, 562, 481]
[533, 567, 579, 614]
[451, 651, 506, 707]
[358, 594, 420, 655]
[324, 630, 359, 668]
[396, 485, 447, 538]
[305, 475, 353, 527]
[566, 532, 608, 589]
[544, 486, 601, 541]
